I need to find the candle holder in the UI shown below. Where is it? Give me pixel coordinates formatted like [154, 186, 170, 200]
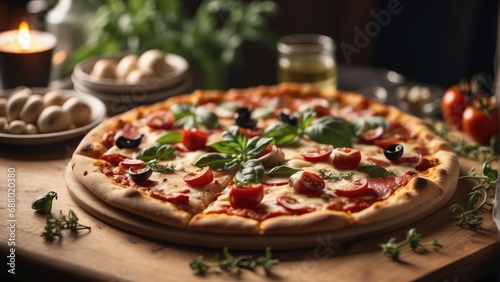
[0, 29, 56, 89]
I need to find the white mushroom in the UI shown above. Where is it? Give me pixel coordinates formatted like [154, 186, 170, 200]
[8, 120, 27, 134]
[90, 59, 117, 80]
[0, 116, 8, 133]
[125, 69, 155, 84]
[25, 124, 38, 134]
[6, 88, 31, 121]
[36, 105, 71, 133]
[20, 94, 45, 124]
[116, 54, 139, 79]
[62, 97, 92, 127]
[0, 98, 7, 117]
[43, 89, 68, 106]
[137, 49, 172, 75]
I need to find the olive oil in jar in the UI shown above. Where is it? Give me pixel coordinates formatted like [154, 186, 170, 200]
[278, 59, 337, 91]
[277, 34, 337, 91]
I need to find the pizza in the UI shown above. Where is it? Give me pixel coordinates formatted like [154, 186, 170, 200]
[70, 83, 459, 236]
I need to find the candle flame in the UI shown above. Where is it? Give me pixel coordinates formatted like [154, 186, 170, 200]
[17, 21, 31, 50]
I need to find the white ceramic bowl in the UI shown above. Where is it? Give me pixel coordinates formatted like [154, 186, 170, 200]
[0, 88, 106, 146]
[72, 52, 189, 94]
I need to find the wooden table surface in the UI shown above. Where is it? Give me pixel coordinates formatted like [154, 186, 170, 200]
[1, 138, 499, 282]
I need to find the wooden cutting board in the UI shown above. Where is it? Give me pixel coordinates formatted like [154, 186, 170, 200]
[65, 163, 457, 250]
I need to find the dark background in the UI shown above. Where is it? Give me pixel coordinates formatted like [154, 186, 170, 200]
[0, 0, 498, 90]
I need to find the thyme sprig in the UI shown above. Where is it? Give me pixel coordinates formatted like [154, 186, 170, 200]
[190, 247, 278, 276]
[41, 210, 91, 241]
[319, 169, 354, 181]
[379, 228, 442, 260]
[449, 158, 497, 230]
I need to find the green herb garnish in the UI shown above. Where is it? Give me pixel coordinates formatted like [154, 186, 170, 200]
[449, 158, 497, 230]
[319, 170, 354, 180]
[31, 191, 58, 214]
[42, 210, 91, 241]
[379, 228, 442, 260]
[264, 111, 354, 147]
[190, 247, 278, 275]
[358, 163, 393, 178]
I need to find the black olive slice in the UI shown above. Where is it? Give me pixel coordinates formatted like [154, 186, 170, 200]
[279, 112, 298, 126]
[383, 144, 404, 161]
[128, 166, 152, 181]
[234, 107, 257, 128]
[114, 134, 143, 149]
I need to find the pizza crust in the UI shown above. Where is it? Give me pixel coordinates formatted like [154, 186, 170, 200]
[71, 154, 193, 228]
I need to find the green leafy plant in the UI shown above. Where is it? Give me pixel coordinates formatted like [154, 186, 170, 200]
[42, 210, 91, 241]
[379, 228, 442, 260]
[449, 158, 498, 230]
[70, 0, 278, 89]
[190, 247, 278, 275]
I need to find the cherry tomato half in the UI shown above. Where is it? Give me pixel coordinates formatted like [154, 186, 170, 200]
[119, 159, 144, 170]
[331, 147, 362, 170]
[290, 171, 325, 196]
[334, 178, 374, 198]
[229, 183, 264, 209]
[358, 126, 384, 145]
[441, 84, 469, 130]
[462, 106, 499, 144]
[183, 166, 214, 187]
[300, 145, 334, 162]
[240, 127, 264, 138]
[181, 128, 209, 151]
[146, 110, 175, 130]
[276, 195, 316, 214]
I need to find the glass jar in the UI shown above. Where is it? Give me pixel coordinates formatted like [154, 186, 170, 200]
[277, 34, 337, 91]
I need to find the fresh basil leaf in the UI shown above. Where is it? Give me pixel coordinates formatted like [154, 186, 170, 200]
[210, 140, 243, 154]
[351, 116, 389, 136]
[246, 137, 274, 158]
[299, 111, 316, 130]
[305, 116, 353, 147]
[170, 103, 192, 120]
[136, 144, 175, 161]
[234, 160, 264, 184]
[195, 107, 218, 128]
[358, 163, 393, 178]
[156, 131, 182, 144]
[194, 153, 234, 167]
[263, 123, 298, 146]
[222, 126, 247, 147]
[266, 165, 302, 176]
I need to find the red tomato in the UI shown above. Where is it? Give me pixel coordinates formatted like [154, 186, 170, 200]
[119, 159, 144, 170]
[290, 171, 325, 195]
[181, 128, 208, 151]
[240, 127, 264, 138]
[462, 106, 499, 144]
[183, 166, 214, 187]
[441, 84, 469, 130]
[300, 145, 333, 162]
[331, 147, 362, 169]
[374, 137, 403, 149]
[229, 183, 264, 209]
[145, 110, 175, 130]
[276, 195, 316, 214]
[334, 178, 374, 198]
[100, 154, 127, 166]
[359, 126, 384, 145]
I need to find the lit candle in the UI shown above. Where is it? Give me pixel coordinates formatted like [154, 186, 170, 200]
[0, 21, 56, 89]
